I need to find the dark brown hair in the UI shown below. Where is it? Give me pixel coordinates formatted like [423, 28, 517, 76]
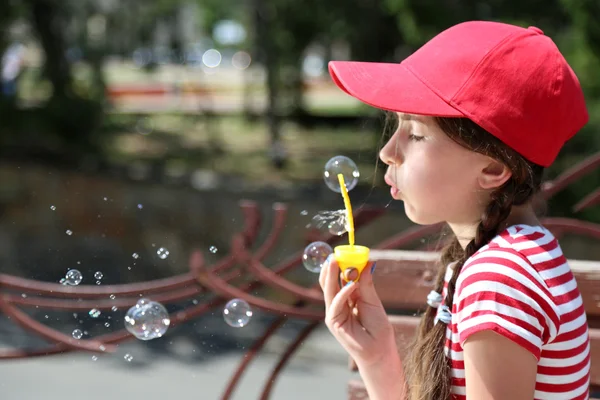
[388, 116, 546, 400]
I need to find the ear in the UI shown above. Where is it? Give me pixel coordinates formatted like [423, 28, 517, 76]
[477, 158, 512, 190]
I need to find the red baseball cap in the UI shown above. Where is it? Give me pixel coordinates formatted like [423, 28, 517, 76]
[328, 21, 588, 167]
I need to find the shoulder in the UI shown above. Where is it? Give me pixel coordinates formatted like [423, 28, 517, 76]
[457, 224, 559, 295]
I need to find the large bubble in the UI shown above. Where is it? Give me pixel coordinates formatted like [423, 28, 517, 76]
[302, 241, 333, 273]
[323, 156, 359, 193]
[223, 299, 253, 328]
[124, 299, 170, 341]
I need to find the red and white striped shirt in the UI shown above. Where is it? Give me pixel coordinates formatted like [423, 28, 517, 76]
[441, 224, 590, 399]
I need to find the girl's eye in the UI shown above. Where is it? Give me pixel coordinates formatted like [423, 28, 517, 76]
[408, 133, 425, 142]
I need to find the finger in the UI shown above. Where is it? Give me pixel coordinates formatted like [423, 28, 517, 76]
[328, 280, 359, 327]
[323, 258, 341, 309]
[318, 255, 330, 290]
[343, 267, 359, 282]
[357, 261, 384, 306]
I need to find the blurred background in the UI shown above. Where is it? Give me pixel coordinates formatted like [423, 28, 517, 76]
[0, 0, 599, 399]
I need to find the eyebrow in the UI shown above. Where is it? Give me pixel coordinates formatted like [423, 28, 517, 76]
[397, 112, 426, 123]
[397, 112, 411, 121]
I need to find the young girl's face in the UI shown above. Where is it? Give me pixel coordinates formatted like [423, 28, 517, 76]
[380, 113, 491, 226]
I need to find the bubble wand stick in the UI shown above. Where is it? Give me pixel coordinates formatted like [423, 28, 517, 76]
[334, 174, 370, 282]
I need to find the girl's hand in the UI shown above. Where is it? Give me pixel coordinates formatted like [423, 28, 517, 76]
[319, 257, 397, 367]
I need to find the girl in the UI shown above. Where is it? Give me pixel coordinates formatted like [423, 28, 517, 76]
[319, 21, 591, 400]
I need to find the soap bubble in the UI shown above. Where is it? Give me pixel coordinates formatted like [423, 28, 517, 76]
[323, 156, 360, 193]
[72, 329, 83, 339]
[94, 271, 103, 280]
[132, 253, 140, 259]
[124, 298, 170, 341]
[63, 269, 83, 286]
[66, 230, 73, 236]
[124, 354, 133, 362]
[302, 241, 333, 273]
[223, 299, 253, 328]
[89, 309, 101, 318]
[91, 356, 98, 361]
[50, 205, 56, 211]
[328, 219, 348, 236]
[209, 246, 218, 254]
[157, 247, 169, 259]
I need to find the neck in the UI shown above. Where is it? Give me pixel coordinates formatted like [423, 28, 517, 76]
[448, 203, 541, 250]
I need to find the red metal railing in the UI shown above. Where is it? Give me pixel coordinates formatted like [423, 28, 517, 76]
[1, 152, 599, 399]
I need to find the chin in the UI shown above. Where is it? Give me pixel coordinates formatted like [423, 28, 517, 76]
[403, 201, 444, 226]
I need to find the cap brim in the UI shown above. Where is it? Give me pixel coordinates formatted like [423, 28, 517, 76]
[329, 61, 463, 117]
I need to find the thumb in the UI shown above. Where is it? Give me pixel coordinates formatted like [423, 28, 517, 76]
[357, 261, 383, 305]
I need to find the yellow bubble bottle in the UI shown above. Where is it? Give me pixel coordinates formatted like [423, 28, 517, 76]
[334, 174, 370, 282]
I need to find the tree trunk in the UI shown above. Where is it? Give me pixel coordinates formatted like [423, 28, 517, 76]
[28, 0, 72, 100]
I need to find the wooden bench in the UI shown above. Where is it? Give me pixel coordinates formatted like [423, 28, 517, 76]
[347, 249, 600, 399]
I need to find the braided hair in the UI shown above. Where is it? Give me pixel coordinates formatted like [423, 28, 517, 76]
[403, 117, 545, 400]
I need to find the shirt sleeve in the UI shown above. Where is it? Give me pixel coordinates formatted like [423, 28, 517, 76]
[454, 248, 560, 361]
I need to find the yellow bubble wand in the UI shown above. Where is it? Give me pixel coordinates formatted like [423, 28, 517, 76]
[334, 174, 370, 282]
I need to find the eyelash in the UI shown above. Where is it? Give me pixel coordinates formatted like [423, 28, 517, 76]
[408, 133, 425, 142]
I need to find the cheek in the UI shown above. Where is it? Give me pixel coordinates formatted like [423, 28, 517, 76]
[402, 151, 478, 216]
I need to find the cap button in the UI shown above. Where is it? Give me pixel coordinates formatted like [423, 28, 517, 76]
[528, 26, 544, 35]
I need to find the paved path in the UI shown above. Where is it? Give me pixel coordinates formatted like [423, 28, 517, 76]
[0, 325, 354, 400]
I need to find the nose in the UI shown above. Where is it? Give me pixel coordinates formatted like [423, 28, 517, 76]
[379, 135, 402, 166]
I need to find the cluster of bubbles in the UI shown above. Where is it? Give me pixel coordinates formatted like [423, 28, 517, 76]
[311, 210, 350, 236]
[301, 155, 360, 274]
[63, 157, 358, 353]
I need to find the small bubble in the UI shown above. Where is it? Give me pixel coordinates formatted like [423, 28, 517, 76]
[99, 345, 106, 352]
[21, 293, 27, 298]
[73, 313, 78, 318]
[109, 294, 115, 300]
[157, 247, 169, 260]
[50, 205, 56, 211]
[91, 356, 98, 361]
[96, 280, 101, 285]
[89, 309, 101, 318]
[111, 306, 118, 312]
[132, 253, 140, 259]
[300, 210, 308, 215]
[127, 267, 132, 270]
[209, 246, 218, 254]
[44, 315, 48, 319]
[124, 354, 133, 362]
[103, 197, 108, 201]
[63, 269, 83, 285]
[105, 322, 110, 328]
[72, 329, 83, 339]
[137, 204, 143, 210]
[94, 271, 103, 280]
[66, 230, 73, 236]
[192, 299, 198, 305]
